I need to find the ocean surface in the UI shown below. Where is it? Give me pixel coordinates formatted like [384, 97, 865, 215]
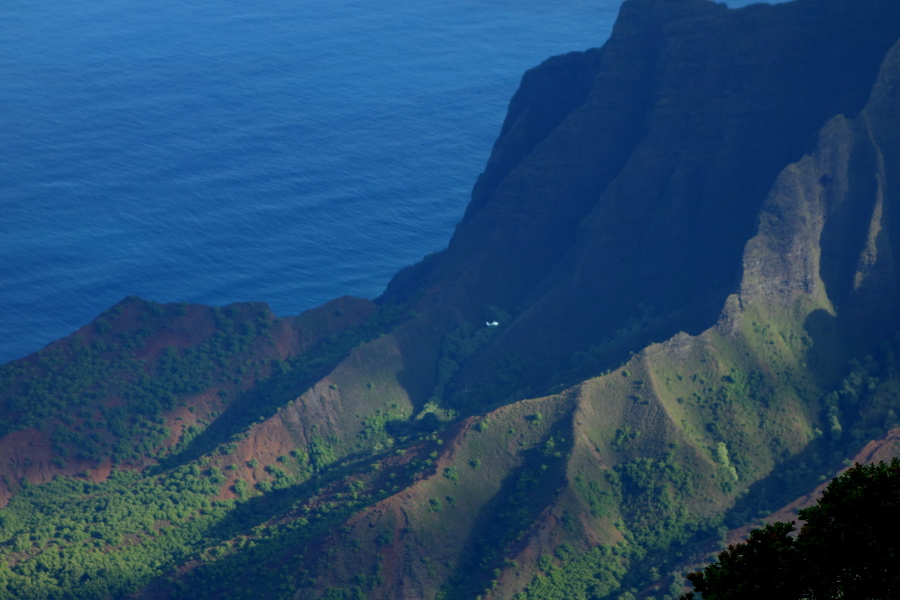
[0, 0, 773, 364]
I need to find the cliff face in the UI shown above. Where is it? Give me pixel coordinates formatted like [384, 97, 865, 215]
[384, 0, 900, 400]
[1, 1, 900, 600]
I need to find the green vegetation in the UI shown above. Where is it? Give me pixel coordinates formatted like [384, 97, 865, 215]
[0, 466, 227, 598]
[514, 544, 626, 600]
[0, 281, 897, 600]
[442, 430, 573, 599]
[1, 309, 894, 600]
[0, 301, 274, 464]
[1, 1, 899, 598]
[683, 459, 900, 599]
[428, 317, 503, 408]
[613, 450, 695, 550]
[725, 332, 900, 527]
[158, 303, 407, 465]
[0, 431, 418, 600]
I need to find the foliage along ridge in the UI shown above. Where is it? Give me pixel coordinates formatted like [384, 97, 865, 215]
[2, 2, 900, 599]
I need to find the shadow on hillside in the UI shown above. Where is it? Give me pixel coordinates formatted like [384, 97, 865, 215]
[154, 304, 411, 472]
[147, 442, 438, 598]
[722, 436, 863, 531]
[729, 309, 900, 532]
[154, 358, 343, 472]
[441, 434, 572, 600]
[151, 479, 329, 596]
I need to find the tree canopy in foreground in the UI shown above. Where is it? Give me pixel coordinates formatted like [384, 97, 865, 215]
[682, 458, 900, 600]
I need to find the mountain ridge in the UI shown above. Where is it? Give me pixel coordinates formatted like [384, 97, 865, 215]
[381, 0, 900, 408]
[1, 1, 900, 598]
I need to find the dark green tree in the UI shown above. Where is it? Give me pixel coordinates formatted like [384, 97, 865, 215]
[682, 459, 900, 599]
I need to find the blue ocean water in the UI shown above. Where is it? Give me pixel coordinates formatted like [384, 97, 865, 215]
[0, 0, 773, 364]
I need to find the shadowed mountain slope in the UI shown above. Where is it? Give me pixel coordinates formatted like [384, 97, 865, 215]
[383, 0, 900, 405]
[1, 1, 900, 599]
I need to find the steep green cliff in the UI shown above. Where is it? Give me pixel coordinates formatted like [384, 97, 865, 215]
[1, 1, 899, 599]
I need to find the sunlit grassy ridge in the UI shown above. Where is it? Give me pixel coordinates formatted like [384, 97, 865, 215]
[1, 1, 900, 599]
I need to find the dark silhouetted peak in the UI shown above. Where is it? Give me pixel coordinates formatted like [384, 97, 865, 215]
[382, 0, 900, 398]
